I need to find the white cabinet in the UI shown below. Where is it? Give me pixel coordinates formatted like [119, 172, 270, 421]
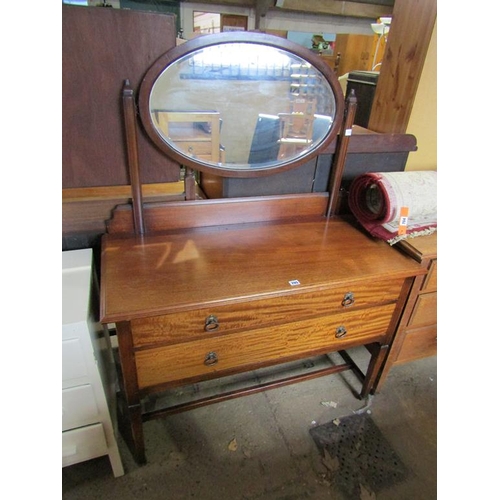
[62, 249, 124, 477]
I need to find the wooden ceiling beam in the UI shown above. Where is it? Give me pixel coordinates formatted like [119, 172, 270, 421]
[178, 0, 254, 7]
[178, 0, 393, 19]
[273, 0, 393, 19]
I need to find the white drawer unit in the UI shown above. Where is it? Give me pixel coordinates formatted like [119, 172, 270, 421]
[62, 249, 124, 477]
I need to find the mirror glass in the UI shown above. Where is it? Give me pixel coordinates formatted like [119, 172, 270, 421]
[142, 36, 342, 174]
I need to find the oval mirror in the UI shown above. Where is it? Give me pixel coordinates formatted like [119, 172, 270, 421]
[139, 32, 345, 177]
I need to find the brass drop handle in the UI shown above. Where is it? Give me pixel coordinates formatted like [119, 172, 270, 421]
[204, 351, 218, 366]
[335, 326, 348, 338]
[341, 292, 355, 308]
[204, 315, 220, 332]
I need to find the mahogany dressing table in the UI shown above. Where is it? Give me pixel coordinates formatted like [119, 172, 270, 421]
[99, 33, 425, 464]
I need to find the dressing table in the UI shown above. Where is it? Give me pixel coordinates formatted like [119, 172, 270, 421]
[99, 33, 425, 464]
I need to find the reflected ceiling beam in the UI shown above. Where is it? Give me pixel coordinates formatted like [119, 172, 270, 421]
[178, 0, 255, 6]
[178, 1, 394, 19]
[273, 0, 393, 19]
[335, 0, 394, 5]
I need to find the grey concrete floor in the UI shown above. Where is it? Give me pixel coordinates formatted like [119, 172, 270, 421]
[62, 350, 437, 500]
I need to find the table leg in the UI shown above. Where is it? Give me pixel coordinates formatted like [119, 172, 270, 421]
[115, 321, 147, 464]
[360, 344, 389, 398]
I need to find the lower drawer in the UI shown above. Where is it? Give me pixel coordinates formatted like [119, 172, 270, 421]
[135, 303, 396, 390]
[62, 423, 108, 467]
[395, 324, 437, 364]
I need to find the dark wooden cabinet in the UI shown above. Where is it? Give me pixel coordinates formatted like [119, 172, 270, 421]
[346, 71, 379, 128]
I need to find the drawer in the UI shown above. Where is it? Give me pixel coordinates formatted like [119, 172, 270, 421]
[62, 385, 99, 432]
[131, 279, 404, 349]
[135, 303, 396, 390]
[396, 324, 437, 364]
[408, 292, 437, 328]
[62, 423, 108, 467]
[177, 141, 213, 156]
[62, 338, 87, 383]
[422, 260, 437, 292]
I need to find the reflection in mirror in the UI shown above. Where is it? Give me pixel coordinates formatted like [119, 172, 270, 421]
[148, 41, 338, 172]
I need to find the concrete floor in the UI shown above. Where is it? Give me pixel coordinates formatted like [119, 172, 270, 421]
[62, 349, 437, 500]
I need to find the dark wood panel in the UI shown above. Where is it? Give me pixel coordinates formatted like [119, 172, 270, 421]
[105, 193, 329, 235]
[200, 159, 318, 198]
[62, 5, 180, 188]
[62, 183, 188, 236]
[323, 126, 417, 154]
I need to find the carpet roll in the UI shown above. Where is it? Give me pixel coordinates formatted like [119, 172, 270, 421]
[348, 171, 437, 245]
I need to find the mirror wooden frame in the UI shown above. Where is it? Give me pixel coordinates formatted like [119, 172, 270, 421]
[137, 32, 346, 178]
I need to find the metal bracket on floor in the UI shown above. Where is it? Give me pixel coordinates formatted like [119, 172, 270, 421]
[353, 394, 374, 415]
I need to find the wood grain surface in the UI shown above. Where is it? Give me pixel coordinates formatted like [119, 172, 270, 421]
[100, 218, 424, 322]
[131, 278, 403, 349]
[135, 303, 396, 390]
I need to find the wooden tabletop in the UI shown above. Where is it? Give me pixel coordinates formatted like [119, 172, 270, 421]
[100, 218, 425, 323]
[396, 232, 437, 262]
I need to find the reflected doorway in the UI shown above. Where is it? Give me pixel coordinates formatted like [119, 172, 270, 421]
[193, 11, 247, 35]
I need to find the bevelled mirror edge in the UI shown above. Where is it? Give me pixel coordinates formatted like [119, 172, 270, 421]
[138, 32, 345, 178]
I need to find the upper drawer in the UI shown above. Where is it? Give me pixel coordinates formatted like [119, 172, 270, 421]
[422, 259, 437, 292]
[131, 279, 404, 349]
[62, 338, 87, 384]
[408, 292, 437, 328]
[62, 384, 99, 432]
[177, 141, 213, 156]
[135, 303, 396, 391]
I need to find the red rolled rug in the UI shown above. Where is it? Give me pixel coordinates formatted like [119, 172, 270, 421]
[348, 171, 437, 245]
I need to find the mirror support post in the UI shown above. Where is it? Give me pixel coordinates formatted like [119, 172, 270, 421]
[184, 168, 196, 200]
[326, 90, 357, 218]
[122, 80, 146, 235]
